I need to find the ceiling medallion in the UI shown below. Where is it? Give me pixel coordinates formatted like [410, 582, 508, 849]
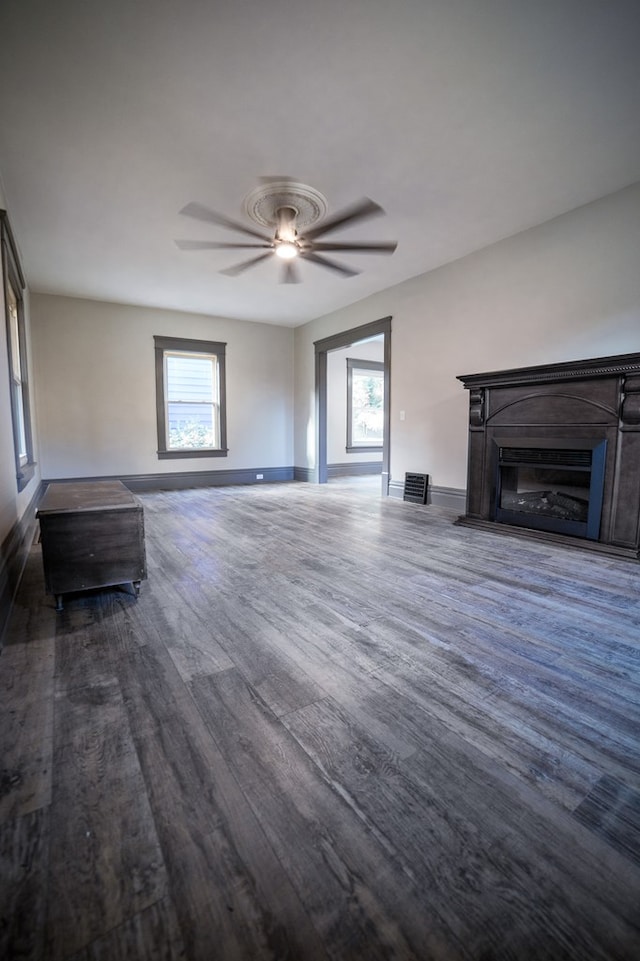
[243, 180, 328, 230]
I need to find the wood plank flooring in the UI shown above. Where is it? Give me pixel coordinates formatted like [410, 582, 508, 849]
[2, 477, 640, 960]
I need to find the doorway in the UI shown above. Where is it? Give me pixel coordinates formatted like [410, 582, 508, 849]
[314, 316, 391, 494]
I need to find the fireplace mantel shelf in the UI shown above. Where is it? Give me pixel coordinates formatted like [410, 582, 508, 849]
[457, 351, 640, 390]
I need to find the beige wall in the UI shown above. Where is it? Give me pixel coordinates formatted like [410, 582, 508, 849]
[327, 338, 384, 465]
[295, 182, 640, 491]
[30, 294, 294, 479]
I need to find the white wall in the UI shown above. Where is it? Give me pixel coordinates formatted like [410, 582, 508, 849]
[30, 294, 294, 479]
[0, 182, 41, 546]
[327, 338, 384, 465]
[295, 182, 640, 491]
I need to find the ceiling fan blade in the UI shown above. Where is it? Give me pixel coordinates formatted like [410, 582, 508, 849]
[301, 251, 359, 277]
[220, 252, 273, 276]
[303, 198, 384, 241]
[175, 239, 272, 250]
[281, 260, 300, 284]
[179, 202, 271, 242]
[310, 241, 398, 253]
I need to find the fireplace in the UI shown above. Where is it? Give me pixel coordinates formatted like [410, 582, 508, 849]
[457, 353, 640, 559]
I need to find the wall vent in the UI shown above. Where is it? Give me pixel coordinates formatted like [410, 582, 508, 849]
[403, 472, 429, 504]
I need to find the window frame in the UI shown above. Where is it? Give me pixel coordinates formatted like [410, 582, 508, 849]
[2, 210, 35, 491]
[154, 335, 228, 459]
[346, 357, 385, 453]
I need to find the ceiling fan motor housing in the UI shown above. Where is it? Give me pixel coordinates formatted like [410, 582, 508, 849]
[275, 205, 299, 243]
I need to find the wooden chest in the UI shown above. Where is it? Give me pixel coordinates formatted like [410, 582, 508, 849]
[37, 480, 147, 610]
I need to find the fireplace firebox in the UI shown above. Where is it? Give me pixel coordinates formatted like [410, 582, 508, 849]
[457, 353, 640, 559]
[495, 440, 606, 540]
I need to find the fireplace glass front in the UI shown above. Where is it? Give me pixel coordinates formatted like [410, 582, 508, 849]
[495, 442, 607, 540]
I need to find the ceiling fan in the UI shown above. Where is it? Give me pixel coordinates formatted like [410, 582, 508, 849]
[175, 180, 397, 283]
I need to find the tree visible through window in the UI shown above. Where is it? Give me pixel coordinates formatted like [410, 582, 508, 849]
[347, 358, 384, 451]
[154, 336, 227, 458]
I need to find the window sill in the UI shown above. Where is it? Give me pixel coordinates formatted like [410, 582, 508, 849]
[17, 461, 36, 492]
[346, 445, 383, 454]
[157, 448, 229, 460]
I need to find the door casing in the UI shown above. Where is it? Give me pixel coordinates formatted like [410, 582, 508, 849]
[314, 316, 391, 493]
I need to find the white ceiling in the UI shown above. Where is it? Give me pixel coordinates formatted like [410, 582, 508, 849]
[0, 0, 639, 327]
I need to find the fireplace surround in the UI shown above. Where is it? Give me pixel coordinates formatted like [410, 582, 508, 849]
[456, 352, 640, 559]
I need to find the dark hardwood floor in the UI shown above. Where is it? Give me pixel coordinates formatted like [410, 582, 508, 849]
[2, 477, 640, 960]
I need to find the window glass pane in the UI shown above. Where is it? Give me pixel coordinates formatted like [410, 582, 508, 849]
[8, 284, 22, 382]
[13, 383, 27, 461]
[167, 403, 215, 448]
[165, 351, 219, 449]
[166, 354, 215, 402]
[352, 369, 384, 445]
[8, 283, 26, 458]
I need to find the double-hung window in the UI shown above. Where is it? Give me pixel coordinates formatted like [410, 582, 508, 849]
[2, 211, 35, 490]
[346, 358, 384, 452]
[154, 336, 227, 458]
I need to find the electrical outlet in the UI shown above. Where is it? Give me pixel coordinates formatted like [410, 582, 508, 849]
[256, 473, 264, 480]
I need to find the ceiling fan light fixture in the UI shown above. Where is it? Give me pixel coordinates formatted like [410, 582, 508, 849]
[275, 241, 298, 260]
[177, 184, 396, 282]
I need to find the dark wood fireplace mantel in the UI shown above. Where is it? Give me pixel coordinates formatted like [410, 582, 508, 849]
[457, 352, 640, 559]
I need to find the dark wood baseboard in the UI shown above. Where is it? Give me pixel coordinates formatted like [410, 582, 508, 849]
[455, 515, 640, 561]
[294, 467, 315, 482]
[327, 462, 382, 478]
[42, 467, 295, 493]
[388, 481, 466, 511]
[0, 482, 44, 647]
